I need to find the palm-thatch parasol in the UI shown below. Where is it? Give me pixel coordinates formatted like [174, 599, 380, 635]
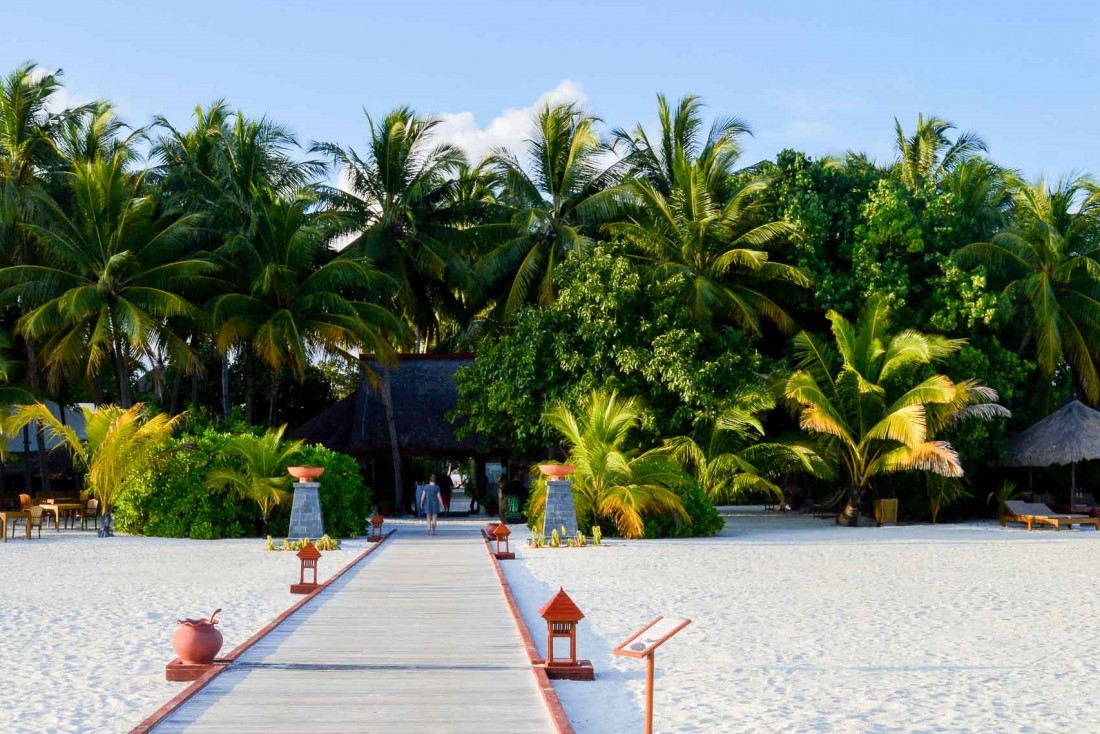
[1002, 399, 1100, 502]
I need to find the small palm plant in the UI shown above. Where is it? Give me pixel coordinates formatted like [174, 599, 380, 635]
[206, 425, 303, 535]
[783, 297, 1009, 525]
[530, 389, 687, 539]
[6, 402, 182, 536]
[664, 388, 824, 505]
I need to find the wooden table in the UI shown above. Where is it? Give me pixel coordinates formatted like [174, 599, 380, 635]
[41, 503, 82, 531]
[0, 511, 31, 542]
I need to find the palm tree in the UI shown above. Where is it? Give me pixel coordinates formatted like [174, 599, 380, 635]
[210, 192, 400, 425]
[664, 389, 823, 504]
[480, 102, 621, 314]
[206, 425, 303, 535]
[313, 107, 470, 345]
[0, 158, 212, 405]
[892, 114, 987, 191]
[607, 163, 809, 332]
[956, 175, 1100, 402]
[56, 100, 141, 166]
[530, 389, 687, 539]
[612, 93, 751, 200]
[5, 402, 182, 536]
[783, 297, 1008, 525]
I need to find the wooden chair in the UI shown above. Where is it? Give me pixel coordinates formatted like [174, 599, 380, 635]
[77, 499, 99, 531]
[1001, 501, 1100, 531]
[12, 506, 44, 539]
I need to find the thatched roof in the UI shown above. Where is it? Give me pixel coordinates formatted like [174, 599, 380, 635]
[1003, 399, 1100, 467]
[292, 354, 505, 457]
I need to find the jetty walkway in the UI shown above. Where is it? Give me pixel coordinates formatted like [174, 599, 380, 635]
[151, 522, 554, 732]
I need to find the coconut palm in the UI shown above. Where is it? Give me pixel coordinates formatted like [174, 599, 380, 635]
[210, 192, 400, 425]
[530, 389, 687, 539]
[313, 107, 471, 345]
[0, 158, 212, 405]
[206, 425, 303, 534]
[892, 114, 988, 191]
[607, 162, 809, 332]
[783, 297, 1008, 525]
[664, 389, 824, 504]
[613, 93, 752, 200]
[56, 100, 141, 166]
[5, 402, 182, 536]
[956, 175, 1100, 402]
[480, 102, 622, 314]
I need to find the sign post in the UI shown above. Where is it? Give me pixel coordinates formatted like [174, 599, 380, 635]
[612, 616, 691, 734]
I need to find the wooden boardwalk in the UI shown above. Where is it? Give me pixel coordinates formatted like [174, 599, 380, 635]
[153, 523, 554, 732]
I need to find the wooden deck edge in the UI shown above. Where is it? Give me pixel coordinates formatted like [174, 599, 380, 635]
[127, 529, 397, 734]
[483, 534, 576, 734]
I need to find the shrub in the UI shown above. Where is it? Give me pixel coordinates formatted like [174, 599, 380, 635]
[643, 479, 724, 538]
[115, 428, 370, 539]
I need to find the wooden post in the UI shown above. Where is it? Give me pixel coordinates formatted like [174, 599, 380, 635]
[645, 653, 655, 734]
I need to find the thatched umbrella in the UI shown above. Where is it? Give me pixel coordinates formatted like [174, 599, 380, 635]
[1002, 399, 1100, 503]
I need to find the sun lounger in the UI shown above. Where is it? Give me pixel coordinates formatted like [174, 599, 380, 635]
[1000, 501, 1100, 531]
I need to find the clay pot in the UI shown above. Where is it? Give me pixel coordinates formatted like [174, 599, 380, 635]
[539, 464, 576, 480]
[287, 466, 325, 481]
[173, 609, 224, 665]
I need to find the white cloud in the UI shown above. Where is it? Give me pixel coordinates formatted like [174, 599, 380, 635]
[433, 80, 587, 162]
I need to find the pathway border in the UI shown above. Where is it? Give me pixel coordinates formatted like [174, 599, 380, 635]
[482, 533, 576, 734]
[129, 530, 396, 734]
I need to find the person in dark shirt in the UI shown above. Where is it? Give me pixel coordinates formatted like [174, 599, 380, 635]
[438, 469, 454, 513]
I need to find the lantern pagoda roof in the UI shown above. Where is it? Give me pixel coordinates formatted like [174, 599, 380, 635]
[539, 587, 584, 622]
[370, 512, 384, 526]
[492, 522, 512, 537]
[296, 541, 322, 561]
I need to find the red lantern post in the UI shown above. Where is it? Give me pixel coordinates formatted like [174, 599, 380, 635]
[369, 511, 384, 542]
[492, 522, 514, 559]
[290, 541, 322, 594]
[537, 587, 594, 680]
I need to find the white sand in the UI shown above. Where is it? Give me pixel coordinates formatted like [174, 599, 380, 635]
[0, 532, 368, 733]
[502, 512, 1100, 733]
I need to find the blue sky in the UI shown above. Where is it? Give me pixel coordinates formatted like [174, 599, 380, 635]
[3, 0, 1098, 179]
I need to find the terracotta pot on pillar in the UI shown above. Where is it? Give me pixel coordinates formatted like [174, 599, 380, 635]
[172, 609, 223, 665]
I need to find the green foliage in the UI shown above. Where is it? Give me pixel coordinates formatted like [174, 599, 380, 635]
[591, 525, 602, 546]
[454, 245, 767, 452]
[926, 477, 972, 523]
[643, 479, 724, 538]
[298, 443, 372, 538]
[115, 425, 369, 539]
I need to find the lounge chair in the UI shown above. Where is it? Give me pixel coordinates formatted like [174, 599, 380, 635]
[1001, 500, 1100, 531]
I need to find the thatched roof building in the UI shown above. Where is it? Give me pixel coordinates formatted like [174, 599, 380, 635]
[292, 354, 507, 459]
[1003, 399, 1100, 467]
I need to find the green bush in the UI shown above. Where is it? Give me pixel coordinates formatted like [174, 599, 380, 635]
[643, 479, 724, 538]
[115, 427, 370, 539]
[298, 444, 371, 538]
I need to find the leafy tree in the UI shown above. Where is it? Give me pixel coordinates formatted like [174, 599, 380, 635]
[6, 402, 182, 535]
[957, 175, 1100, 403]
[206, 424, 303, 535]
[783, 298, 1008, 525]
[531, 389, 687, 539]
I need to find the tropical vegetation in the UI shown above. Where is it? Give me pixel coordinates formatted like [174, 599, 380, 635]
[1, 60, 1097, 531]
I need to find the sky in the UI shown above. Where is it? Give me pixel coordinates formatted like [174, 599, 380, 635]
[2, 0, 1098, 180]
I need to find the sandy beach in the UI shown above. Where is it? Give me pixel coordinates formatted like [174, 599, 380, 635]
[502, 512, 1100, 733]
[0, 533, 367, 733]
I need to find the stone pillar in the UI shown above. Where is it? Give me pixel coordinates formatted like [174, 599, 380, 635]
[288, 481, 325, 540]
[543, 479, 578, 538]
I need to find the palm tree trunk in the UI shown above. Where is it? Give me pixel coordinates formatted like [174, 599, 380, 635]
[190, 368, 199, 409]
[268, 368, 278, 427]
[244, 351, 254, 424]
[21, 425, 32, 493]
[169, 369, 183, 416]
[221, 352, 231, 417]
[837, 487, 864, 527]
[25, 339, 51, 492]
[381, 366, 404, 514]
[112, 340, 133, 408]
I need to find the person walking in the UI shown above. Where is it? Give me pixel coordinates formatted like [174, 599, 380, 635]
[438, 469, 454, 513]
[421, 475, 442, 535]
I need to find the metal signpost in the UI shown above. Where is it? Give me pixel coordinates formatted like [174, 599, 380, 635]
[612, 616, 691, 734]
